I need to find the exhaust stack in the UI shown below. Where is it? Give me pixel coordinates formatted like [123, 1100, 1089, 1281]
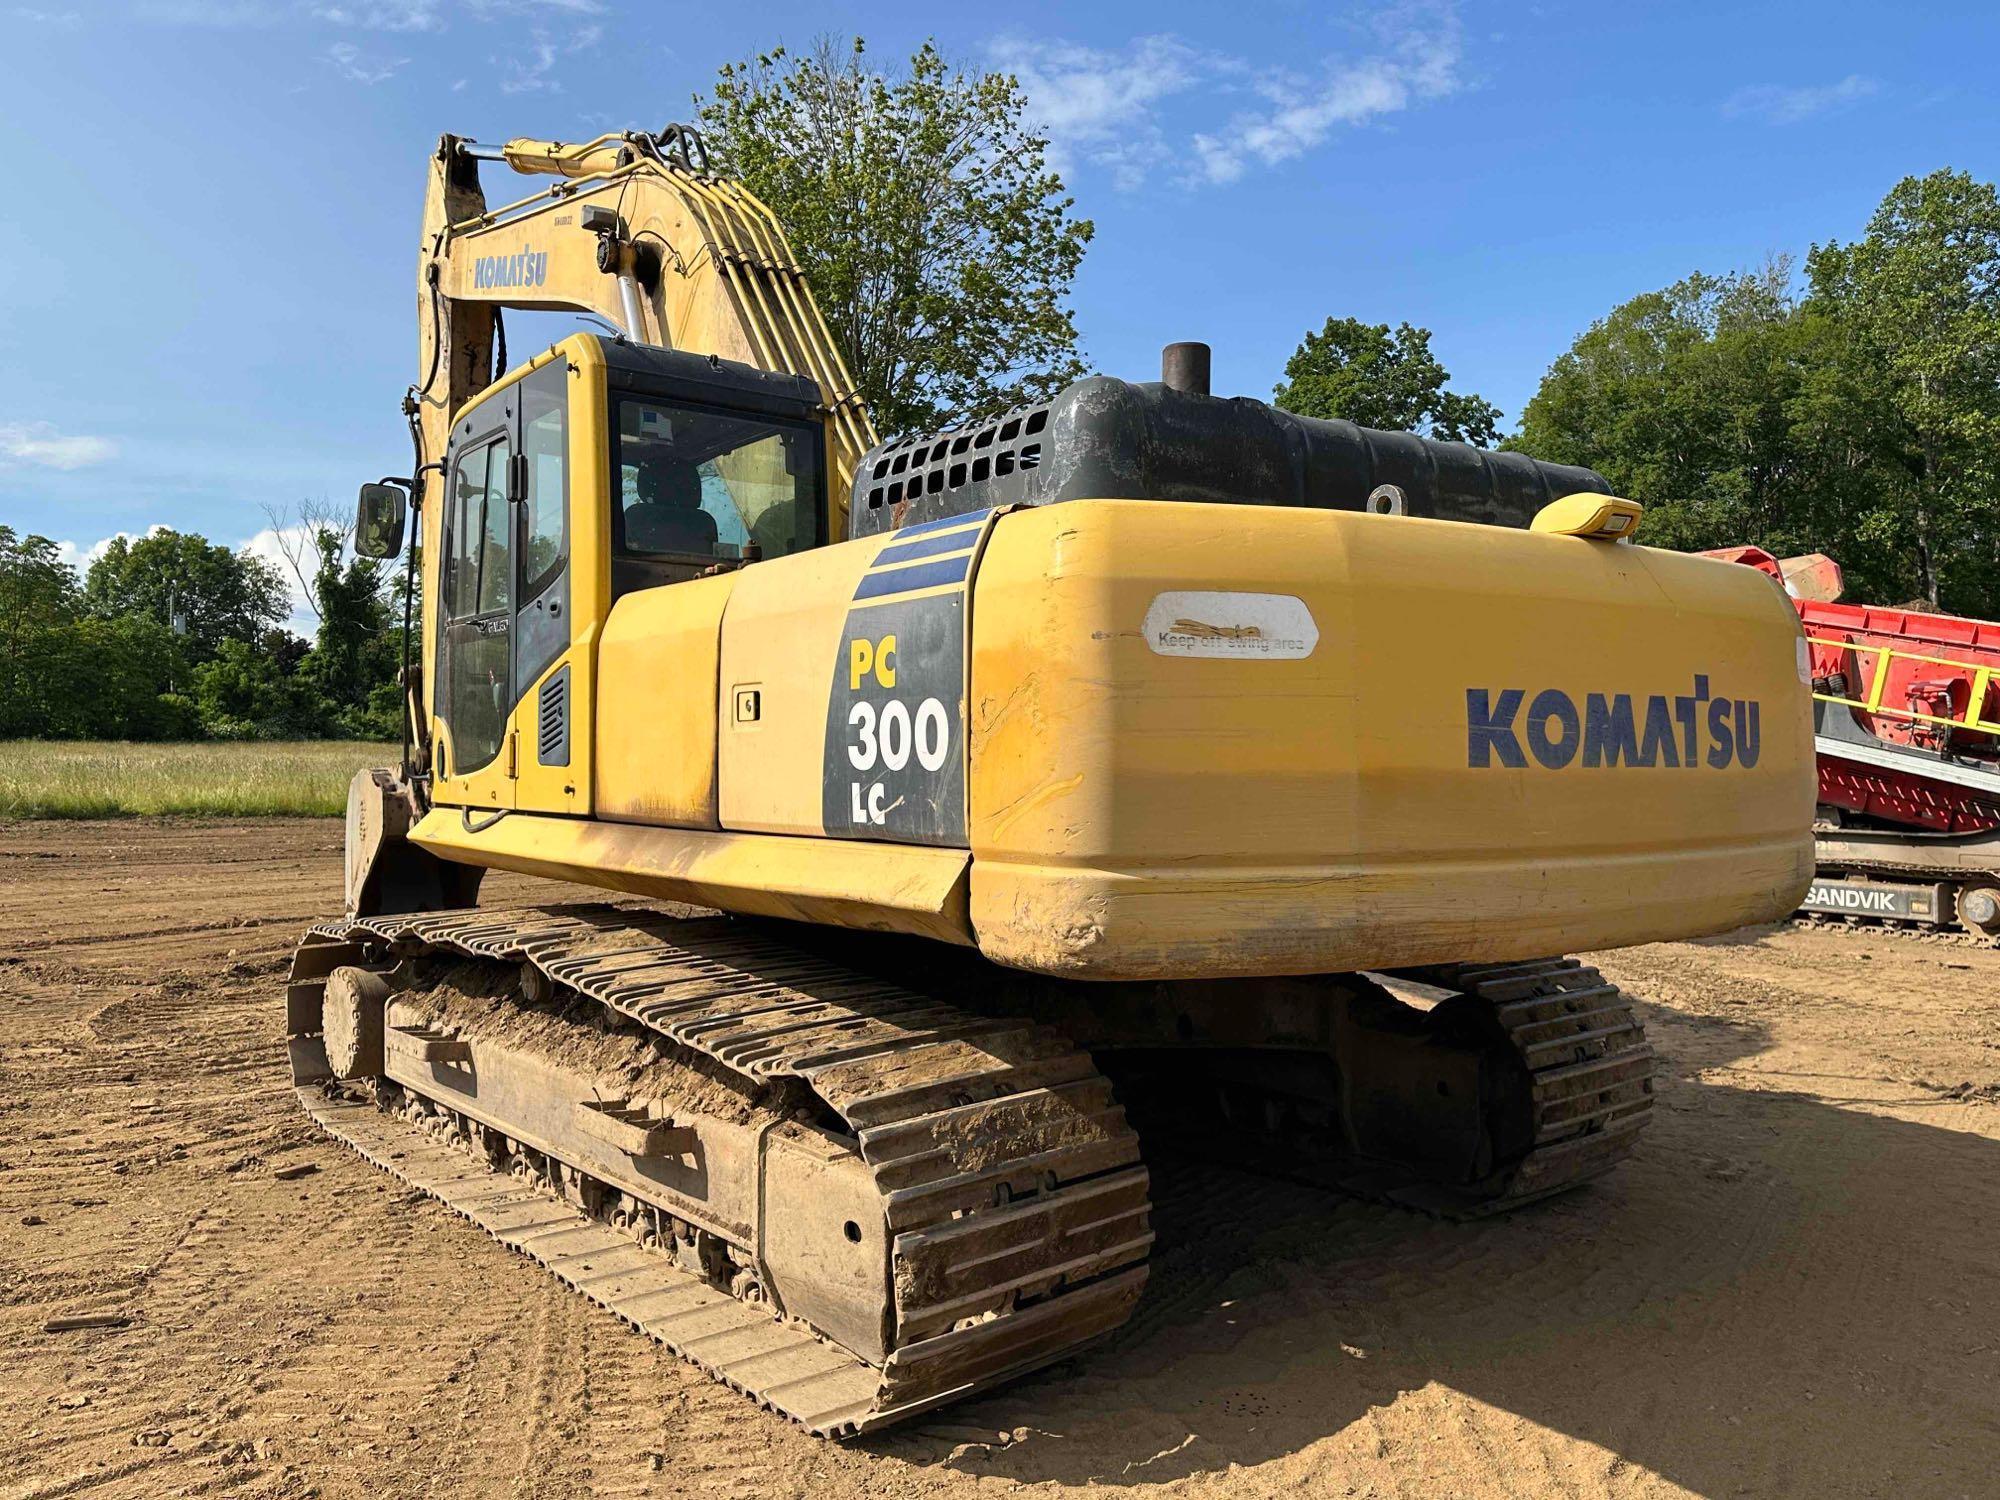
[1161, 341, 1211, 397]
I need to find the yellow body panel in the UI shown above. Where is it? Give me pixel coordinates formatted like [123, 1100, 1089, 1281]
[965, 501, 1815, 978]
[597, 572, 737, 828]
[717, 532, 893, 835]
[403, 323, 1811, 982]
[420, 489, 1812, 980]
[408, 807, 971, 946]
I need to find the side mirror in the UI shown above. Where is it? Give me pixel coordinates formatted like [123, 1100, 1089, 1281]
[355, 483, 408, 558]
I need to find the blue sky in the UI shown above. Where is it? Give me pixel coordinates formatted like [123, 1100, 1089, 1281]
[2, 0, 1994, 628]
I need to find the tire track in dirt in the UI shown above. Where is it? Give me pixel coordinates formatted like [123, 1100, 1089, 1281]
[221, 1189, 579, 1497]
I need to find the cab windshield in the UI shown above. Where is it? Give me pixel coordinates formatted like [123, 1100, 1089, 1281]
[612, 398, 820, 585]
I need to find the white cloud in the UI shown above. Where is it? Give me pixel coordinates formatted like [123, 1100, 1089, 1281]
[239, 524, 322, 634]
[467, 0, 602, 13]
[326, 37, 408, 82]
[12, 8, 82, 23]
[991, 2, 1466, 191]
[134, 0, 278, 25]
[0, 421, 116, 470]
[498, 22, 598, 93]
[1191, 3, 1464, 184]
[141, 0, 601, 32]
[1723, 74, 1879, 125]
[311, 0, 443, 31]
[989, 34, 1206, 190]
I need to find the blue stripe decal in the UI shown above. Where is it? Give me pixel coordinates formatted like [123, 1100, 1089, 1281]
[892, 507, 993, 537]
[875, 527, 985, 565]
[853, 553, 971, 600]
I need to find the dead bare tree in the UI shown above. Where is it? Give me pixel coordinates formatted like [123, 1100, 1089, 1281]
[260, 499, 350, 627]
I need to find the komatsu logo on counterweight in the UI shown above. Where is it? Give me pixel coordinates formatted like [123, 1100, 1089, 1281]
[1466, 676, 1762, 769]
[473, 247, 548, 290]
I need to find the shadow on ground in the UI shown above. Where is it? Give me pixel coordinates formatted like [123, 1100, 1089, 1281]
[868, 998, 1999, 1494]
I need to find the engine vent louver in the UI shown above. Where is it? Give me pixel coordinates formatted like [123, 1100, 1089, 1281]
[862, 404, 1050, 514]
[537, 665, 570, 767]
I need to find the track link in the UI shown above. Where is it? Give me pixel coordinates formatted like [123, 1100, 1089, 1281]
[285, 904, 1152, 1437]
[1256, 958, 1656, 1217]
[1416, 957, 1657, 1212]
[1793, 911, 1997, 947]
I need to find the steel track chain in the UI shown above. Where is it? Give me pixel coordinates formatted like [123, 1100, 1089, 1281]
[286, 903, 1152, 1437]
[1421, 957, 1657, 1211]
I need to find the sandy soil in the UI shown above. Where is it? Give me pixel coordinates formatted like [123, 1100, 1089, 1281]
[2, 819, 1996, 1500]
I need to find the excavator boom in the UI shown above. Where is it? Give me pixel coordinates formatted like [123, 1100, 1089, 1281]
[414, 127, 872, 494]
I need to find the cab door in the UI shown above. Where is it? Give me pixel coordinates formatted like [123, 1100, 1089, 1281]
[507, 362, 577, 814]
[433, 359, 578, 815]
[434, 403, 517, 811]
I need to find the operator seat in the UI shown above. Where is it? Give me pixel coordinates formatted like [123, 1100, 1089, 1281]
[624, 457, 719, 557]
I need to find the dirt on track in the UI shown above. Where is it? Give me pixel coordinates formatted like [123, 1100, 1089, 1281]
[1, 819, 1996, 1500]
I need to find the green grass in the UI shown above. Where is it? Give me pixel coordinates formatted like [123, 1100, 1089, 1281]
[0, 741, 397, 819]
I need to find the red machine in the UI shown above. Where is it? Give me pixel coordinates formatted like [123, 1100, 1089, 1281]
[1706, 547, 2000, 941]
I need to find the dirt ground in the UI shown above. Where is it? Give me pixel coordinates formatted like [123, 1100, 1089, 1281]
[2, 820, 1996, 1500]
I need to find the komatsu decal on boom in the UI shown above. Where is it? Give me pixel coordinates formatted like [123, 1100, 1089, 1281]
[1706, 546, 2000, 942]
[287, 124, 1818, 1437]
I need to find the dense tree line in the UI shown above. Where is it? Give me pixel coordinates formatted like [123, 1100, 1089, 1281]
[1274, 170, 1998, 619]
[0, 522, 402, 741]
[1507, 170, 2000, 618]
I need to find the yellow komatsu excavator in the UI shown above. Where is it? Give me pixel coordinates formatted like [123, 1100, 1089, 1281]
[287, 125, 1817, 1436]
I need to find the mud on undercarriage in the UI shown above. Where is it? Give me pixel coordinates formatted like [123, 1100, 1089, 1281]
[284, 905, 1653, 1435]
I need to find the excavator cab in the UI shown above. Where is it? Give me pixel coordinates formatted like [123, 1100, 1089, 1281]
[377, 332, 831, 823]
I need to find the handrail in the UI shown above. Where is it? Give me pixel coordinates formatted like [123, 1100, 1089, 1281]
[1810, 633, 2000, 735]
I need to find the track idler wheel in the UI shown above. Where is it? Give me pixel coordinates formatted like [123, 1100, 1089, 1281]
[323, 966, 393, 1080]
[1958, 886, 2000, 939]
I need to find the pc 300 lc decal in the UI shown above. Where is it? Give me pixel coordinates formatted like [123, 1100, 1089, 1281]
[1468, 676, 1763, 770]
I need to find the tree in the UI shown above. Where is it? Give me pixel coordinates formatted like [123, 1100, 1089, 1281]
[190, 635, 325, 739]
[0, 530, 199, 739]
[1273, 318, 1501, 446]
[0, 528, 84, 737]
[301, 528, 398, 738]
[1509, 264, 1837, 544]
[54, 615, 195, 739]
[1806, 170, 2000, 611]
[697, 38, 1094, 436]
[1509, 262, 1910, 600]
[263, 500, 401, 740]
[1511, 181, 2000, 621]
[0, 528, 78, 670]
[82, 528, 288, 660]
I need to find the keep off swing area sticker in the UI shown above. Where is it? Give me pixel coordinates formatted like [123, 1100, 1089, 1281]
[1142, 591, 1320, 660]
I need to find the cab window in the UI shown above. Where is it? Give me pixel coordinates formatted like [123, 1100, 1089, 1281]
[610, 398, 819, 595]
[444, 438, 513, 620]
[440, 434, 512, 775]
[521, 390, 565, 602]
